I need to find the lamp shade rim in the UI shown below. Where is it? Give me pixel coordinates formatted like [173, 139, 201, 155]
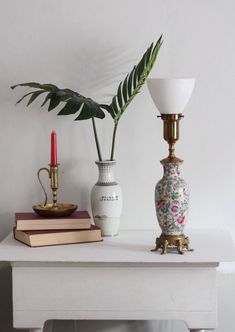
[147, 77, 196, 81]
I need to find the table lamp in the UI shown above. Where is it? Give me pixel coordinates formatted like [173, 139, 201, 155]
[147, 78, 195, 254]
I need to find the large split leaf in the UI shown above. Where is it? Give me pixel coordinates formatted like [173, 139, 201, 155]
[11, 82, 105, 120]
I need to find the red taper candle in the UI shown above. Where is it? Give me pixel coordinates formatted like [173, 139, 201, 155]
[50, 130, 57, 166]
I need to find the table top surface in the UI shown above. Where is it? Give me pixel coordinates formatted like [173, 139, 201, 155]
[0, 229, 234, 264]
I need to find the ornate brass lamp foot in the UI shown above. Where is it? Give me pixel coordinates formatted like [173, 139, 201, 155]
[151, 233, 193, 255]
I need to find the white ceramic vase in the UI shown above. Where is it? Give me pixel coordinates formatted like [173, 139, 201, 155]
[91, 161, 122, 236]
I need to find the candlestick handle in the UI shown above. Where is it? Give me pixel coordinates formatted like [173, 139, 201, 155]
[34, 163, 77, 217]
[37, 167, 50, 206]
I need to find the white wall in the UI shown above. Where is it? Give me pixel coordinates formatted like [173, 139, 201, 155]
[0, 0, 234, 331]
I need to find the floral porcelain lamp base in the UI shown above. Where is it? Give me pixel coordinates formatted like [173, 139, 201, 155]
[154, 161, 192, 255]
[151, 233, 193, 255]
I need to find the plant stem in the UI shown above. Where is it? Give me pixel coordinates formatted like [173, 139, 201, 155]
[110, 123, 118, 161]
[92, 117, 102, 161]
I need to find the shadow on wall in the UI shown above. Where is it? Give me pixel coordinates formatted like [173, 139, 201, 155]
[68, 37, 138, 101]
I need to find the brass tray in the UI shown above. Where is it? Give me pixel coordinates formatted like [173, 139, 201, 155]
[32, 203, 78, 218]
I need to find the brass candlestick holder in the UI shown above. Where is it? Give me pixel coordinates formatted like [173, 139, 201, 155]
[32, 164, 77, 217]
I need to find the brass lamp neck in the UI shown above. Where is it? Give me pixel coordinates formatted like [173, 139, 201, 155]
[159, 114, 184, 164]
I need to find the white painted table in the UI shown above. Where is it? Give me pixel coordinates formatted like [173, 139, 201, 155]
[0, 230, 234, 332]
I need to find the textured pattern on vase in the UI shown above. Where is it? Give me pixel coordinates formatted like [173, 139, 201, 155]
[155, 163, 189, 235]
[95, 161, 117, 186]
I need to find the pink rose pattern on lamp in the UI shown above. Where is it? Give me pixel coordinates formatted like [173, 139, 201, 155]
[155, 163, 189, 235]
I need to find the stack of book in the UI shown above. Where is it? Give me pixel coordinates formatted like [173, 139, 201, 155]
[14, 211, 102, 247]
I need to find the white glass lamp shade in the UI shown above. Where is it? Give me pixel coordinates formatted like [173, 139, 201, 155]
[147, 78, 195, 114]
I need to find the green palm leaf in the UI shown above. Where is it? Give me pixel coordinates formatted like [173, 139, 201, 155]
[27, 90, 46, 106]
[108, 35, 163, 125]
[11, 82, 105, 120]
[107, 35, 163, 160]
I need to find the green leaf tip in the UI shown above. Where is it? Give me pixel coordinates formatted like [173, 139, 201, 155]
[108, 35, 163, 125]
